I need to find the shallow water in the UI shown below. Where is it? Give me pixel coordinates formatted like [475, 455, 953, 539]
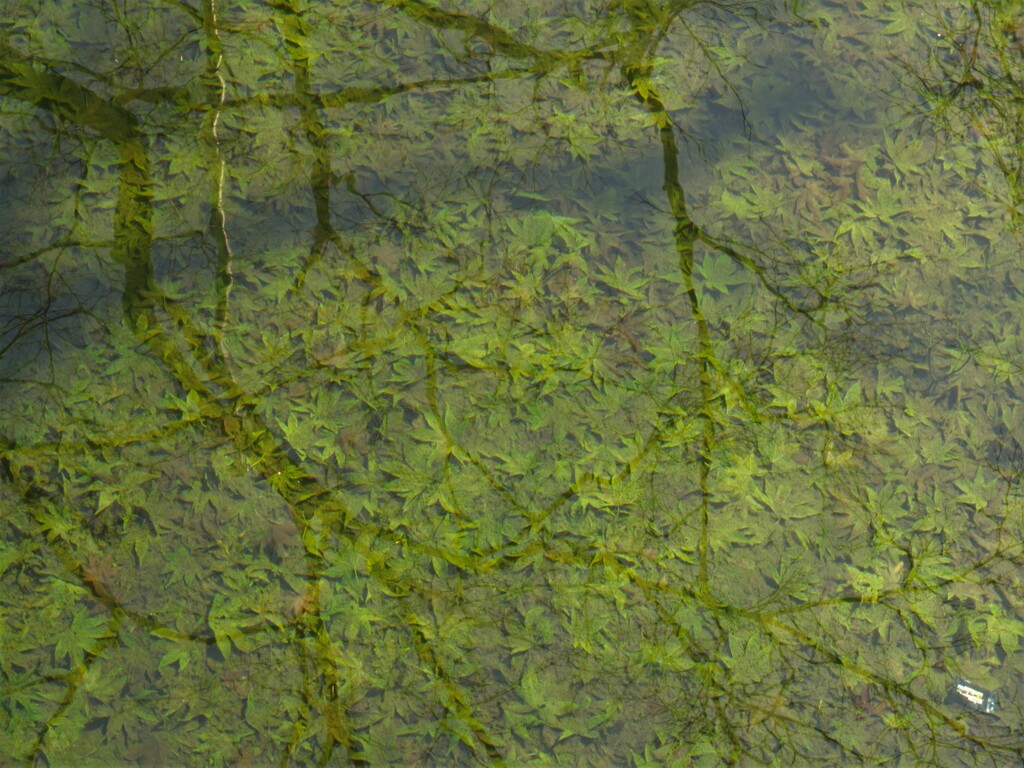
[1, 1, 1022, 764]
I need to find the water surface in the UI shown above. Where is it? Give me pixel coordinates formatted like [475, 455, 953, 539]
[1, 1, 1023, 764]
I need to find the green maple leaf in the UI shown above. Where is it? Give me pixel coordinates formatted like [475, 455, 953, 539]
[594, 255, 650, 299]
[207, 594, 262, 658]
[955, 467, 997, 511]
[54, 612, 111, 666]
[697, 252, 746, 295]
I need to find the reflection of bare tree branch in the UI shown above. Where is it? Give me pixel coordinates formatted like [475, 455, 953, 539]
[897, 4, 1024, 223]
[0, 238, 99, 270]
[617, 3, 723, 600]
[0, 297, 85, 372]
[1, 38, 516, 757]
[0, 43, 140, 142]
[605, 4, 1020, 763]
[380, 0, 583, 68]
[0, 38, 355, 761]
[5, 3, 1018, 763]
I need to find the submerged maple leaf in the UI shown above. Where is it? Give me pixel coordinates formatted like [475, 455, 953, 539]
[262, 520, 299, 560]
[289, 591, 317, 620]
[80, 553, 122, 598]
